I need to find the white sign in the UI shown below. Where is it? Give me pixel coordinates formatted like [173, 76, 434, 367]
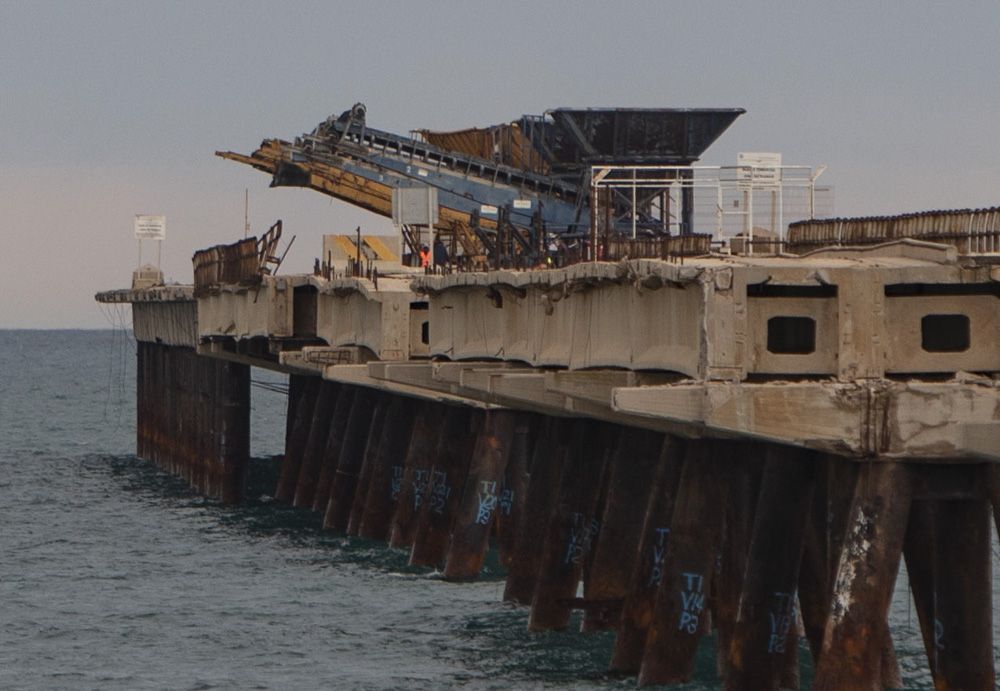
[513, 199, 532, 209]
[737, 152, 782, 185]
[480, 205, 498, 216]
[134, 215, 166, 240]
[392, 187, 439, 225]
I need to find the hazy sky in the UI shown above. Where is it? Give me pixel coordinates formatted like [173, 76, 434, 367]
[2, 1, 998, 328]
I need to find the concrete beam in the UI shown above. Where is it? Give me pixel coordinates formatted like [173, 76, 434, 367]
[613, 379, 1000, 460]
[326, 363, 493, 408]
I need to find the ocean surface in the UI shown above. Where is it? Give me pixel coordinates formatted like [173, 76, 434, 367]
[1, 329, 996, 690]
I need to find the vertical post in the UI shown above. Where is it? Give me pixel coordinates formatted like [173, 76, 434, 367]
[409, 407, 477, 568]
[503, 416, 570, 604]
[171, 347, 184, 480]
[388, 402, 447, 549]
[428, 186, 435, 270]
[312, 386, 356, 513]
[813, 462, 914, 691]
[990, 464, 1000, 556]
[589, 181, 597, 261]
[217, 359, 250, 505]
[136, 341, 146, 459]
[275, 376, 320, 503]
[611, 435, 686, 673]
[285, 374, 305, 453]
[322, 387, 378, 532]
[680, 168, 694, 236]
[358, 396, 418, 542]
[716, 184, 723, 237]
[346, 393, 391, 535]
[293, 381, 340, 508]
[582, 429, 664, 632]
[496, 414, 536, 569]
[638, 442, 730, 686]
[528, 420, 611, 631]
[712, 443, 765, 680]
[907, 470, 995, 690]
[725, 445, 817, 690]
[197, 352, 215, 494]
[149, 343, 163, 469]
[176, 350, 193, 487]
[442, 410, 519, 580]
[797, 456, 858, 666]
[631, 181, 637, 239]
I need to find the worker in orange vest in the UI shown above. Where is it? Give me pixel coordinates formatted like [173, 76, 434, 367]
[419, 244, 430, 268]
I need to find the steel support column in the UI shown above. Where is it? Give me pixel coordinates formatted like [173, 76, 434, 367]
[611, 435, 685, 673]
[503, 416, 570, 605]
[276, 376, 320, 502]
[347, 393, 391, 535]
[312, 386, 356, 513]
[409, 407, 476, 568]
[323, 387, 379, 532]
[216, 359, 250, 504]
[293, 381, 340, 508]
[813, 462, 913, 691]
[583, 429, 664, 632]
[359, 396, 418, 541]
[725, 445, 816, 690]
[528, 420, 611, 631]
[388, 402, 447, 549]
[443, 409, 520, 580]
[638, 442, 729, 686]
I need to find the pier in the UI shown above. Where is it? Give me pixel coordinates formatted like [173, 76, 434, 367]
[97, 105, 1000, 689]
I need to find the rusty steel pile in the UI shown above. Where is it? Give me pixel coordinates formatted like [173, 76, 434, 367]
[124, 362, 1000, 690]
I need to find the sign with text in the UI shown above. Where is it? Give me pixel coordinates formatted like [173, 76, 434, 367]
[134, 215, 166, 240]
[737, 152, 782, 185]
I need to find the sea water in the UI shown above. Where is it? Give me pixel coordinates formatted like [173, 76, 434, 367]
[1, 329, 996, 689]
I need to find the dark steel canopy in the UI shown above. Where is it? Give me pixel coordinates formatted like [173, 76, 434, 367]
[535, 108, 745, 168]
